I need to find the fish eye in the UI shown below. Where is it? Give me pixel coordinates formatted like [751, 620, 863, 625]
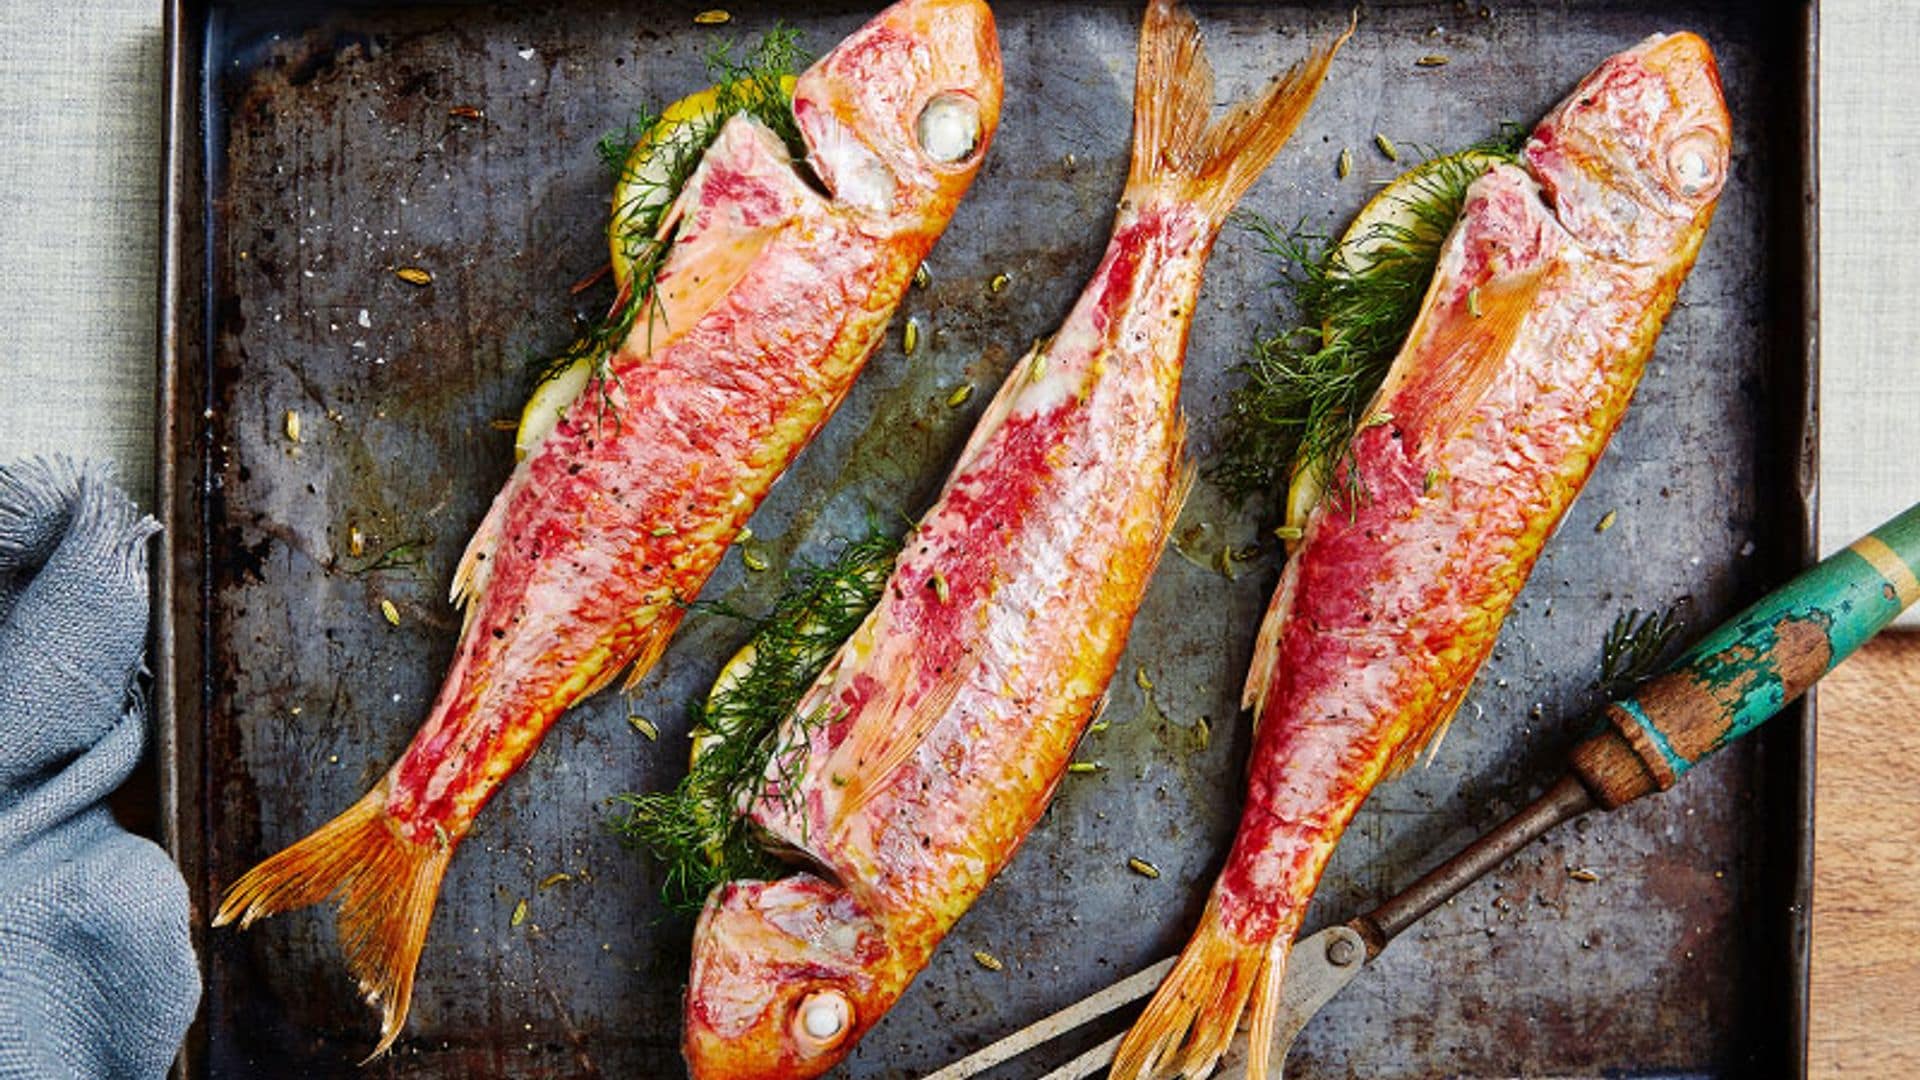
[790, 988, 854, 1055]
[1665, 128, 1723, 199]
[916, 92, 982, 165]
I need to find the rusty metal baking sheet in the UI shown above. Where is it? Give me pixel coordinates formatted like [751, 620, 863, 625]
[158, 1, 1817, 1076]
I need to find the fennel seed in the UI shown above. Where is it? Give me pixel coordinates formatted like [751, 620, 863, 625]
[283, 410, 301, 442]
[913, 263, 931, 289]
[1067, 761, 1101, 774]
[741, 548, 770, 573]
[988, 273, 1010, 294]
[1374, 133, 1400, 162]
[1127, 857, 1161, 879]
[693, 9, 731, 25]
[946, 383, 974, 407]
[1338, 146, 1353, 179]
[1596, 510, 1617, 533]
[629, 715, 659, 741]
[903, 318, 920, 356]
[539, 872, 573, 890]
[380, 599, 400, 626]
[972, 950, 1004, 972]
[394, 266, 433, 286]
[511, 898, 529, 927]
[1417, 54, 1450, 67]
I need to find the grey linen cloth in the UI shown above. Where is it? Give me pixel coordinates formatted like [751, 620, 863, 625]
[0, 459, 198, 1079]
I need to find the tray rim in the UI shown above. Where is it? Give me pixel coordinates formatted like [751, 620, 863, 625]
[151, 1, 1825, 1075]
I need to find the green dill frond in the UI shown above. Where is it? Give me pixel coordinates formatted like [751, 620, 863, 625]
[708, 26, 809, 160]
[1598, 605, 1685, 696]
[597, 104, 662, 177]
[1210, 141, 1521, 507]
[610, 525, 899, 910]
[1480, 119, 1532, 157]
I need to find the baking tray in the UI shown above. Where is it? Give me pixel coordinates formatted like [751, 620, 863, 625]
[156, 0, 1820, 1076]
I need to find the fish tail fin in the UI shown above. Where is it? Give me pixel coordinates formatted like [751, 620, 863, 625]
[212, 784, 453, 1060]
[1112, 895, 1288, 1080]
[1126, 0, 1352, 226]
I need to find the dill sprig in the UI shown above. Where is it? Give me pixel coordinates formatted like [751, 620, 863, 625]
[610, 527, 899, 910]
[1210, 139, 1521, 507]
[1599, 605, 1686, 696]
[603, 27, 808, 293]
[527, 29, 810, 424]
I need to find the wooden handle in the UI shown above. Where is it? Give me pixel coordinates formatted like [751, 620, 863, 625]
[1572, 501, 1920, 809]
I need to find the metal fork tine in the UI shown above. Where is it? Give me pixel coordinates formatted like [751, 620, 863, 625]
[1037, 1032, 1124, 1080]
[920, 958, 1173, 1080]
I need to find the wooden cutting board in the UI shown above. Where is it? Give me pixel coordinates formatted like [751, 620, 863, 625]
[1809, 634, 1920, 1076]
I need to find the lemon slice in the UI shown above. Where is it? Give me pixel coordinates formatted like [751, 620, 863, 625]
[1277, 148, 1505, 547]
[1327, 149, 1506, 289]
[513, 76, 798, 462]
[607, 76, 795, 290]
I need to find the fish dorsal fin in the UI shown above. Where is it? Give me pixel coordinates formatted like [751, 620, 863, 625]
[945, 338, 1053, 478]
[824, 653, 970, 832]
[1242, 557, 1299, 727]
[450, 488, 512, 632]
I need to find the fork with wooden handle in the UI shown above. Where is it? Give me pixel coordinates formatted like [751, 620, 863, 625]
[926, 500, 1920, 1080]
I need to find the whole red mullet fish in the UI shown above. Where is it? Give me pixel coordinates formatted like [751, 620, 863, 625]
[1114, 32, 1731, 1080]
[213, 0, 1001, 1056]
[679, 4, 1348, 1077]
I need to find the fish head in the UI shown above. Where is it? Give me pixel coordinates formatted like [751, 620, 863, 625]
[1525, 31, 1732, 263]
[792, 0, 1002, 224]
[683, 873, 893, 1079]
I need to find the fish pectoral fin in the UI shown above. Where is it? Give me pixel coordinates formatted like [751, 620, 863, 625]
[636, 115, 818, 353]
[824, 657, 971, 831]
[945, 337, 1053, 479]
[1386, 265, 1544, 448]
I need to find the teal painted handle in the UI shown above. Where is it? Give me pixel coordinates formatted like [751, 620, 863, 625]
[1572, 501, 1920, 808]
